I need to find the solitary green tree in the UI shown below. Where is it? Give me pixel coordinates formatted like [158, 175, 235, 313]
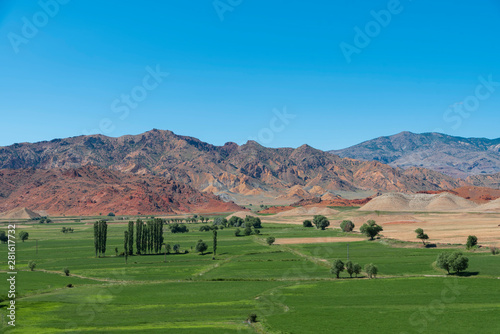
[196, 239, 208, 255]
[466, 235, 478, 250]
[266, 236, 275, 246]
[415, 228, 429, 246]
[331, 259, 345, 278]
[313, 215, 330, 230]
[364, 263, 378, 278]
[360, 220, 383, 240]
[340, 220, 355, 232]
[19, 231, 29, 242]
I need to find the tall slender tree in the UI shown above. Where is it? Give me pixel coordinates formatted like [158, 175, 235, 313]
[213, 229, 218, 256]
[128, 221, 134, 255]
[124, 231, 129, 264]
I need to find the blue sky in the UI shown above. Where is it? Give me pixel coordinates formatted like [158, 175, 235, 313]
[0, 0, 499, 150]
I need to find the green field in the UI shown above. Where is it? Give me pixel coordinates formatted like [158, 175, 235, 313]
[1, 219, 500, 333]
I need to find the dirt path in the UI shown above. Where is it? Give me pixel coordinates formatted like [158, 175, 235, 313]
[274, 237, 365, 245]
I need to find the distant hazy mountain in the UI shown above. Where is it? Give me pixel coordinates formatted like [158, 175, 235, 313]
[330, 132, 500, 179]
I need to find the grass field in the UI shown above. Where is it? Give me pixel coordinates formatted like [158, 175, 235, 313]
[1, 218, 500, 333]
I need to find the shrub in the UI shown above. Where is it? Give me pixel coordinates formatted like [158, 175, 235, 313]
[63, 268, 70, 276]
[234, 228, 241, 237]
[173, 244, 181, 253]
[66, 284, 74, 288]
[303, 220, 313, 227]
[248, 313, 258, 323]
[28, 260, 36, 271]
[266, 237, 275, 246]
[107, 212, 115, 217]
[490, 246, 499, 255]
[340, 220, 355, 232]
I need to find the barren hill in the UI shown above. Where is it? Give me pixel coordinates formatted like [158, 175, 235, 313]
[0, 207, 41, 219]
[330, 132, 500, 179]
[0, 129, 469, 204]
[0, 166, 242, 216]
[359, 192, 478, 212]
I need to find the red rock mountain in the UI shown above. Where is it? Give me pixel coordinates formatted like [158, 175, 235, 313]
[0, 129, 477, 206]
[0, 166, 242, 216]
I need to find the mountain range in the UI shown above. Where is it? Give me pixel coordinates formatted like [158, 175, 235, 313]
[0, 129, 499, 215]
[330, 131, 500, 179]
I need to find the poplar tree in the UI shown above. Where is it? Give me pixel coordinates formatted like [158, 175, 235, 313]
[213, 229, 218, 256]
[124, 231, 129, 264]
[128, 221, 134, 255]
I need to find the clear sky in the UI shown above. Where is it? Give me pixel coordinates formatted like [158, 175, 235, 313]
[0, 0, 499, 150]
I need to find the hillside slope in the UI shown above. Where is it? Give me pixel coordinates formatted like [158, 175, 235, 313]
[0, 166, 242, 216]
[330, 132, 500, 178]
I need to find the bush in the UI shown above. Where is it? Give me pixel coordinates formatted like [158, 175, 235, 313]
[491, 246, 499, 255]
[266, 237, 275, 246]
[303, 220, 313, 228]
[173, 244, 181, 254]
[340, 220, 355, 232]
[107, 212, 115, 217]
[248, 313, 258, 323]
[234, 228, 241, 237]
[0, 231, 7, 243]
[28, 260, 36, 271]
[66, 284, 74, 288]
[63, 268, 70, 276]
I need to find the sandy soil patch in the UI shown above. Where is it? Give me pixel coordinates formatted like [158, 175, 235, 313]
[274, 237, 365, 245]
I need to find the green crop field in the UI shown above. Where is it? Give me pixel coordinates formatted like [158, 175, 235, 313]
[1, 219, 499, 333]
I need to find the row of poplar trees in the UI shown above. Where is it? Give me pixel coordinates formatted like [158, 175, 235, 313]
[94, 220, 108, 257]
[124, 219, 165, 256]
